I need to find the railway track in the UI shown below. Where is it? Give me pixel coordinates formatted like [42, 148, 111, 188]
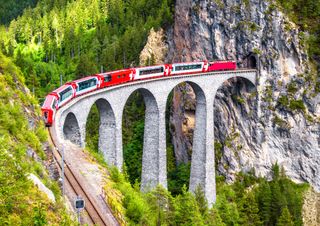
[48, 130, 113, 226]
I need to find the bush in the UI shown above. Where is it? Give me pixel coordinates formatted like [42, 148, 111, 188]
[289, 99, 306, 112]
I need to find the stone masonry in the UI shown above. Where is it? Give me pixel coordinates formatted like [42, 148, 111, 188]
[53, 70, 256, 206]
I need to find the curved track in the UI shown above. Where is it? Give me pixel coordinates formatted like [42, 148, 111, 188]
[49, 130, 117, 226]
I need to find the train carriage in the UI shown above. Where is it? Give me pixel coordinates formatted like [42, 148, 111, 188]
[98, 69, 133, 88]
[52, 84, 75, 108]
[68, 76, 102, 96]
[132, 64, 170, 80]
[41, 84, 75, 127]
[41, 94, 58, 127]
[170, 61, 209, 75]
[208, 61, 236, 71]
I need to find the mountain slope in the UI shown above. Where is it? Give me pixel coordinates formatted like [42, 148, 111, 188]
[0, 51, 73, 224]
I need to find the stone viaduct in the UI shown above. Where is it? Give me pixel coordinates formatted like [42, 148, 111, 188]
[51, 69, 256, 206]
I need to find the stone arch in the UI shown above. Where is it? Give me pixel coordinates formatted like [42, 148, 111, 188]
[63, 112, 81, 146]
[123, 88, 160, 191]
[165, 81, 207, 193]
[87, 98, 116, 165]
[213, 75, 257, 182]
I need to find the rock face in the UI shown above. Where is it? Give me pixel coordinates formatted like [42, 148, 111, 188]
[139, 28, 168, 65]
[166, 0, 320, 191]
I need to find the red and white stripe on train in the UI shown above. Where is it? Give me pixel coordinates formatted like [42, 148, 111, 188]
[41, 60, 236, 126]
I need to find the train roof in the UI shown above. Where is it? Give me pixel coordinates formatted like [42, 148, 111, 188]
[97, 68, 132, 76]
[51, 84, 73, 94]
[134, 64, 167, 70]
[171, 61, 206, 65]
[67, 75, 98, 84]
[208, 60, 236, 63]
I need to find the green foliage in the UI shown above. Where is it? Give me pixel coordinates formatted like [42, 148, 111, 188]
[174, 185, 204, 225]
[106, 161, 309, 226]
[32, 204, 47, 226]
[0, 0, 175, 98]
[195, 186, 209, 217]
[122, 92, 145, 185]
[0, 0, 38, 25]
[237, 21, 260, 33]
[287, 81, 298, 94]
[120, 88, 190, 196]
[257, 181, 272, 225]
[108, 166, 154, 225]
[0, 51, 74, 224]
[85, 104, 100, 151]
[276, 0, 320, 73]
[277, 95, 289, 107]
[289, 99, 306, 112]
[215, 141, 223, 168]
[216, 185, 241, 225]
[168, 163, 191, 196]
[123, 120, 144, 185]
[276, 207, 294, 226]
[273, 115, 290, 129]
[239, 192, 262, 226]
[277, 93, 306, 113]
[232, 94, 245, 104]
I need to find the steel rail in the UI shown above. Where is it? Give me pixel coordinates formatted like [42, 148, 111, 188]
[48, 130, 114, 226]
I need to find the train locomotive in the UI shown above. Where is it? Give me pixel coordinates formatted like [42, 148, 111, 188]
[41, 60, 236, 127]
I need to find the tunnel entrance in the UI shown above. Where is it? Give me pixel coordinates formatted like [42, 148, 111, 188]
[244, 53, 258, 69]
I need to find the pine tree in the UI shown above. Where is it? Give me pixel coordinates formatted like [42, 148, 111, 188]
[276, 207, 294, 226]
[272, 163, 280, 181]
[174, 185, 204, 225]
[257, 181, 272, 225]
[194, 185, 209, 217]
[270, 181, 287, 226]
[206, 207, 226, 226]
[239, 192, 262, 226]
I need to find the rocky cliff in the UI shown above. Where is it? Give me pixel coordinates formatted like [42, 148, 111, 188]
[166, 0, 320, 192]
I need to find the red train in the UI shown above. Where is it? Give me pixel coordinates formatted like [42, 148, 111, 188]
[41, 60, 236, 126]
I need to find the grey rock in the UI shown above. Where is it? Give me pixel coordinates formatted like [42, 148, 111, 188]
[167, 0, 320, 191]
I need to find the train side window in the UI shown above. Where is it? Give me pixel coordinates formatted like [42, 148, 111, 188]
[78, 79, 96, 91]
[60, 87, 73, 101]
[104, 74, 112, 82]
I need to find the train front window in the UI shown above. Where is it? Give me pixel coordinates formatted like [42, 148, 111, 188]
[52, 99, 57, 109]
[140, 67, 164, 75]
[104, 74, 112, 82]
[175, 64, 202, 71]
[60, 87, 73, 102]
[78, 78, 97, 91]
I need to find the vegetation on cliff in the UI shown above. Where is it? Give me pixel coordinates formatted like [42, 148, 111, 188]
[276, 0, 320, 93]
[0, 51, 73, 225]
